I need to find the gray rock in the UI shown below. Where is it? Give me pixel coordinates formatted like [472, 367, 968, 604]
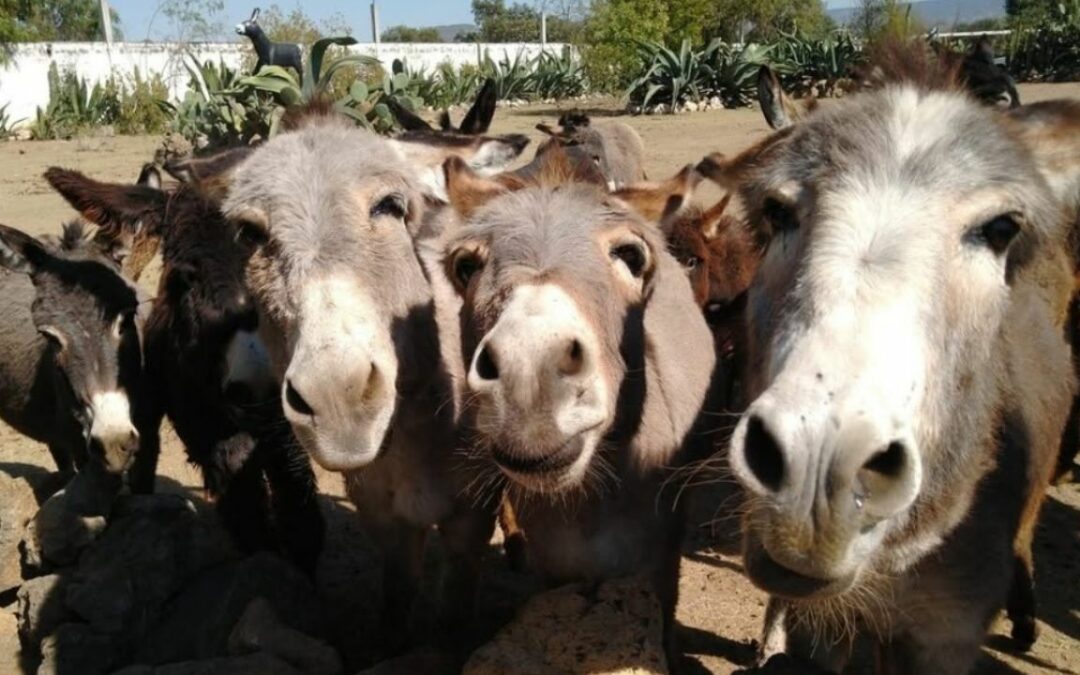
[16, 574, 72, 649]
[0, 472, 38, 591]
[64, 495, 235, 650]
[22, 465, 123, 571]
[37, 623, 116, 675]
[114, 652, 304, 675]
[464, 576, 667, 675]
[227, 597, 341, 675]
[132, 552, 321, 666]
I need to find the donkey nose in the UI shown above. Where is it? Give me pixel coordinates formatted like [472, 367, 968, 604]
[852, 439, 920, 519]
[284, 378, 316, 417]
[741, 415, 786, 493]
[469, 329, 595, 395]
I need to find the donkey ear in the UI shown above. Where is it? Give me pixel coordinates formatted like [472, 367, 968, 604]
[460, 79, 498, 135]
[251, 7, 260, 21]
[443, 156, 509, 218]
[0, 224, 52, 275]
[758, 65, 800, 131]
[1007, 100, 1080, 222]
[613, 165, 702, 223]
[698, 194, 733, 240]
[137, 163, 162, 190]
[165, 146, 253, 202]
[386, 97, 435, 132]
[45, 167, 167, 238]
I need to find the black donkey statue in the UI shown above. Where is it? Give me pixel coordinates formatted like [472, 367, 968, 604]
[235, 8, 303, 77]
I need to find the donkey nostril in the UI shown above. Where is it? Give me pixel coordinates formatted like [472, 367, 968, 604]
[862, 441, 907, 478]
[559, 339, 585, 376]
[224, 381, 253, 407]
[285, 379, 315, 417]
[475, 344, 500, 381]
[744, 416, 785, 492]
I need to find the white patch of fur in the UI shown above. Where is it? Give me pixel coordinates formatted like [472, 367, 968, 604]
[467, 139, 521, 175]
[90, 390, 138, 472]
[283, 274, 398, 472]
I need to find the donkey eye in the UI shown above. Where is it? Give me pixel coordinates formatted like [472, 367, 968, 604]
[977, 215, 1020, 255]
[763, 197, 799, 235]
[235, 220, 269, 249]
[610, 242, 649, 278]
[682, 255, 702, 270]
[452, 251, 484, 291]
[371, 194, 407, 221]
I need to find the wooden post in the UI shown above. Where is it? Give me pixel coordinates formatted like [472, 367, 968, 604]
[99, 0, 113, 67]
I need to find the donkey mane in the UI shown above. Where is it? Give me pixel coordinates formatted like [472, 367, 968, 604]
[858, 37, 964, 93]
[279, 97, 350, 133]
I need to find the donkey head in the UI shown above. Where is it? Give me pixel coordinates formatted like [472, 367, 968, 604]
[0, 223, 141, 472]
[235, 7, 261, 37]
[442, 158, 713, 493]
[219, 112, 440, 471]
[715, 62, 1069, 599]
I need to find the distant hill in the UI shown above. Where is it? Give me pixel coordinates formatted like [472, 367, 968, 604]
[433, 24, 476, 42]
[829, 0, 1007, 27]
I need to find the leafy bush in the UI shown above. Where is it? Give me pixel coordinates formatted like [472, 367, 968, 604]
[627, 39, 773, 111]
[0, 102, 23, 139]
[531, 50, 587, 100]
[163, 55, 278, 150]
[31, 63, 113, 139]
[772, 30, 860, 96]
[103, 68, 171, 135]
[1009, 1, 1080, 82]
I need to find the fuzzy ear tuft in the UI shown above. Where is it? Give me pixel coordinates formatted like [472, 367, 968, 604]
[613, 165, 702, 223]
[443, 156, 510, 218]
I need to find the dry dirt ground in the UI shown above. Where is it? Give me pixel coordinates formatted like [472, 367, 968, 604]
[0, 82, 1079, 674]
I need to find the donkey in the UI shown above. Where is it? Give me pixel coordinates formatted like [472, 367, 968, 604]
[952, 36, 1021, 108]
[46, 158, 325, 576]
[208, 103, 502, 653]
[704, 56, 1076, 673]
[0, 222, 142, 478]
[388, 77, 501, 137]
[664, 194, 763, 413]
[536, 112, 647, 189]
[236, 8, 302, 76]
[439, 155, 721, 658]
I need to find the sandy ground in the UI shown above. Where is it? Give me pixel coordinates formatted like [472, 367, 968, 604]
[0, 82, 1078, 674]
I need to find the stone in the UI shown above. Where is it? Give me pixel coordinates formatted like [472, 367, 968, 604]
[708, 96, 723, 109]
[154, 133, 194, 166]
[683, 101, 698, 113]
[132, 552, 322, 666]
[0, 606, 22, 674]
[0, 472, 38, 591]
[37, 623, 117, 675]
[227, 597, 341, 675]
[64, 495, 235, 652]
[114, 653, 303, 675]
[16, 574, 72, 649]
[464, 575, 667, 675]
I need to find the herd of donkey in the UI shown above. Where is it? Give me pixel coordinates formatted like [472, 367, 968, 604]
[0, 39, 1079, 673]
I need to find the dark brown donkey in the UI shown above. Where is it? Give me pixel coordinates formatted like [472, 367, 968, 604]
[708, 56, 1075, 673]
[0, 221, 142, 477]
[46, 159, 325, 575]
[440, 156, 722, 659]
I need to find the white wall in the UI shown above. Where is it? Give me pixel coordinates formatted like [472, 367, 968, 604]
[0, 41, 569, 126]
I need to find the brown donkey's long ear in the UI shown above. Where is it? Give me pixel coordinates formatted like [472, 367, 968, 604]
[165, 146, 253, 202]
[45, 167, 167, 238]
[758, 65, 801, 131]
[444, 156, 511, 218]
[698, 194, 734, 240]
[386, 97, 435, 132]
[1007, 100, 1080, 222]
[613, 165, 702, 223]
[459, 78, 498, 135]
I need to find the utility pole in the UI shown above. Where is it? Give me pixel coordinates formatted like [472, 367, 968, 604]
[541, 12, 547, 49]
[99, 0, 114, 66]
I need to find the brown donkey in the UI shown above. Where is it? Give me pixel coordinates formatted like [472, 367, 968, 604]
[440, 156, 721, 660]
[706, 58, 1076, 673]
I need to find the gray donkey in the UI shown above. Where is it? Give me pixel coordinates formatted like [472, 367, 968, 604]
[0, 222, 142, 477]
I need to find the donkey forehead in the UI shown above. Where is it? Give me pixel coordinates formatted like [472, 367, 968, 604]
[770, 87, 1035, 200]
[226, 126, 419, 214]
[35, 258, 138, 318]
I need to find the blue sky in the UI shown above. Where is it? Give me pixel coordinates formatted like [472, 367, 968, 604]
[110, 1, 855, 41]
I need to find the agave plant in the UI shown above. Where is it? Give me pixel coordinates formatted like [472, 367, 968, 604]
[31, 63, 114, 139]
[0, 102, 24, 139]
[432, 62, 483, 108]
[481, 51, 536, 101]
[531, 50, 586, 100]
[239, 37, 375, 106]
[706, 41, 774, 108]
[626, 39, 714, 112]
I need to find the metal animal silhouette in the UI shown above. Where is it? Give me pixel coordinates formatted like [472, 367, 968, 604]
[235, 8, 302, 77]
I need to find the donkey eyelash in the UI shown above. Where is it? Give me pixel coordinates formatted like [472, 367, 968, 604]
[370, 194, 408, 221]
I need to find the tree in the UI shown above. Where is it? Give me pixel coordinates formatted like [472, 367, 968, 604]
[157, 0, 225, 42]
[581, 0, 669, 92]
[0, 0, 122, 42]
[464, 0, 582, 42]
[257, 4, 351, 45]
[849, 0, 924, 40]
[709, 0, 831, 42]
[381, 25, 442, 42]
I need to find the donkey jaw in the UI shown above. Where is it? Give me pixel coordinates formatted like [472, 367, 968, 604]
[492, 425, 604, 493]
[743, 528, 860, 600]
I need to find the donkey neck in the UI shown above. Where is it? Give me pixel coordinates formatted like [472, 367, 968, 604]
[243, 26, 272, 59]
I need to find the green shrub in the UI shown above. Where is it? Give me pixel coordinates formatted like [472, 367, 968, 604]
[0, 102, 23, 139]
[626, 39, 773, 111]
[771, 30, 860, 96]
[31, 63, 113, 139]
[1009, 1, 1080, 82]
[531, 50, 586, 100]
